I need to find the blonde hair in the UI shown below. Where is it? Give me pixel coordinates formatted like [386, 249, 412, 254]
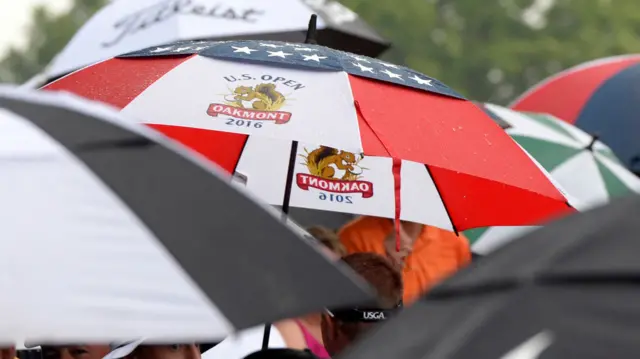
[306, 226, 347, 257]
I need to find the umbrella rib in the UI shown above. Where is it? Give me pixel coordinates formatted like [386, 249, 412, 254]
[71, 137, 156, 152]
[230, 136, 250, 178]
[423, 164, 458, 235]
[353, 100, 393, 157]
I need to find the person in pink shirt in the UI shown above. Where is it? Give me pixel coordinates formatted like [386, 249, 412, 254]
[275, 226, 346, 358]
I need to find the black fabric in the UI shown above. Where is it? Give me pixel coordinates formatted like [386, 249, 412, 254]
[342, 284, 640, 359]
[0, 95, 373, 330]
[16, 349, 41, 359]
[328, 301, 402, 323]
[244, 348, 319, 359]
[340, 195, 640, 359]
[277, 207, 354, 231]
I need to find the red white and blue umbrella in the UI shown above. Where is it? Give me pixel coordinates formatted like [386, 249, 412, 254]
[44, 32, 573, 236]
[511, 55, 640, 174]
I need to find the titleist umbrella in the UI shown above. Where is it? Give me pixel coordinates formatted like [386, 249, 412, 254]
[342, 195, 640, 359]
[42, 0, 388, 82]
[0, 87, 372, 345]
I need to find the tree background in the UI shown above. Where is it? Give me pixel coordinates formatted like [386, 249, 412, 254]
[1, 0, 638, 104]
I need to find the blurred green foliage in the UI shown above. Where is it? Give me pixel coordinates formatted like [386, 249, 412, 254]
[341, 0, 640, 103]
[0, 0, 107, 83]
[2, 0, 640, 103]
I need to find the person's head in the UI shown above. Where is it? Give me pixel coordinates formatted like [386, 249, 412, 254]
[242, 348, 318, 359]
[39, 345, 111, 359]
[104, 341, 200, 359]
[0, 346, 15, 359]
[306, 226, 346, 258]
[320, 253, 403, 356]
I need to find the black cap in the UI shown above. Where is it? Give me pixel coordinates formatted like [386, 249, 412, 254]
[243, 348, 319, 359]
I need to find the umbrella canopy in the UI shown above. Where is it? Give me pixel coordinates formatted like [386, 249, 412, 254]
[342, 195, 640, 359]
[44, 38, 574, 234]
[511, 54, 640, 174]
[43, 0, 388, 81]
[0, 87, 372, 345]
[465, 104, 640, 254]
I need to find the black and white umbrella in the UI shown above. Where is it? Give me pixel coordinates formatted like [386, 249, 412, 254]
[0, 87, 372, 345]
[342, 195, 640, 359]
[42, 0, 388, 82]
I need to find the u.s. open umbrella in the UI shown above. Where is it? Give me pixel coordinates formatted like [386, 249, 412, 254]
[44, 20, 574, 242]
[0, 86, 372, 345]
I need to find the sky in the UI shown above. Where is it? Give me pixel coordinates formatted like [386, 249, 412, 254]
[0, 0, 72, 55]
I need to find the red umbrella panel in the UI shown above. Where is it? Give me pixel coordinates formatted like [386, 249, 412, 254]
[43, 39, 573, 232]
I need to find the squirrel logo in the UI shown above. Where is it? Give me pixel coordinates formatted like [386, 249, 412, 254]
[296, 145, 374, 198]
[300, 146, 365, 181]
[207, 83, 292, 124]
[225, 83, 286, 111]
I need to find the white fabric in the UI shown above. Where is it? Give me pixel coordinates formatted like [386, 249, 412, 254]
[470, 226, 538, 255]
[486, 104, 579, 148]
[122, 56, 363, 153]
[0, 90, 234, 344]
[551, 151, 609, 209]
[234, 137, 455, 231]
[202, 325, 286, 359]
[103, 339, 145, 359]
[45, 0, 336, 78]
[596, 154, 640, 193]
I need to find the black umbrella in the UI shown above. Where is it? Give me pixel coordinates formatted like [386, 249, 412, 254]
[280, 207, 354, 231]
[0, 87, 373, 344]
[341, 195, 640, 359]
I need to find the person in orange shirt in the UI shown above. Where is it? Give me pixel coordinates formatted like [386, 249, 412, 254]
[338, 216, 471, 304]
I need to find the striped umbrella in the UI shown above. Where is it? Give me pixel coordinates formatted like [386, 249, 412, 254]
[466, 103, 640, 254]
[511, 55, 640, 173]
[0, 87, 372, 344]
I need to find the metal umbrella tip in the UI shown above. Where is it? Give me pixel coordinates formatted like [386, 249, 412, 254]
[305, 14, 318, 44]
[585, 133, 599, 151]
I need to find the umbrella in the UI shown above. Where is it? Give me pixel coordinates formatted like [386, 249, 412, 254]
[43, 0, 388, 82]
[43, 20, 574, 238]
[465, 104, 640, 254]
[284, 207, 354, 231]
[342, 194, 640, 359]
[511, 54, 640, 174]
[0, 86, 372, 344]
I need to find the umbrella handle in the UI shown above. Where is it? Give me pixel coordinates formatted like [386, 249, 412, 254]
[262, 13, 320, 351]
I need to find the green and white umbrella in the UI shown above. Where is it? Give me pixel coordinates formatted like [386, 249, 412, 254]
[466, 103, 640, 254]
